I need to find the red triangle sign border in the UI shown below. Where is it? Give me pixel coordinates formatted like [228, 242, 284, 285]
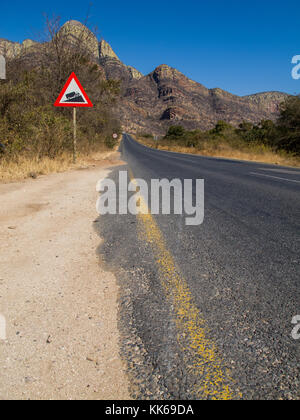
[54, 72, 93, 108]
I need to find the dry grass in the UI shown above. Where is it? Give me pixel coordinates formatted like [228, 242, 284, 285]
[199, 144, 300, 167]
[0, 154, 72, 182]
[135, 136, 300, 168]
[0, 145, 120, 183]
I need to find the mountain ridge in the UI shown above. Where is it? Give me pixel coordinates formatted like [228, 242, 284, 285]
[0, 20, 289, 134]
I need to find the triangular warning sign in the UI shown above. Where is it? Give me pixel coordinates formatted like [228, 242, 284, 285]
[54, 72, 93, 107]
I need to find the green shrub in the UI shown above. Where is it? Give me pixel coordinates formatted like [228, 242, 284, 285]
[165, 125, 185, 138]
[139, 133, 154, 139]
[160, 106, 300, 158]
[104, 134, 119, 149]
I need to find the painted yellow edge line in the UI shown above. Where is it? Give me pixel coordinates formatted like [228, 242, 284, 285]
[129, 168, 242, 400]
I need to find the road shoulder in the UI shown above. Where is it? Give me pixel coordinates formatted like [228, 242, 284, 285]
[0, 157, 130, 400]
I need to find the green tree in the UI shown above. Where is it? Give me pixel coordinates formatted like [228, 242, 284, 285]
[276, 96, 300, 155]
[165, 125, 185, 138]
[214, 120, 232, 135]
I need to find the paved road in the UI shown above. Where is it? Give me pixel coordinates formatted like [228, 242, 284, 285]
[96, 134, 300, 400]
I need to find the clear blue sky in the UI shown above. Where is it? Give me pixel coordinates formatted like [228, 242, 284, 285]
[1, 0, 300, 96]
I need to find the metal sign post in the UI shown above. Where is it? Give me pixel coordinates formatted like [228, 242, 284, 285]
[73, 107, 77, 164]
[54, 72, 93, 164]
[0, 55, 6, 153]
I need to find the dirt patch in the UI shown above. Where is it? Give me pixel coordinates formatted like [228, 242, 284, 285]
[0, 158, 130, 400]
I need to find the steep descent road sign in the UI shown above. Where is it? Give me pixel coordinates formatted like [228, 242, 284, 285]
[54, 72, 93, 107]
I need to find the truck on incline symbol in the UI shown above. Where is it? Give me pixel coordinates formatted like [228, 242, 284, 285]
[64, 91, 85, 103]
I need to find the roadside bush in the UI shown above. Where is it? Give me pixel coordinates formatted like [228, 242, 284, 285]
[165, 125, 185, 138]
[139, 133, 154, 139]
[275, 96, 300, 155]
[159, 102, 300, 159]
[104, 133, 119, 149]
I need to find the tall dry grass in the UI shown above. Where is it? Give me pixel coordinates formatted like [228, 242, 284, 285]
[135, 136, 300, 168]
[0, 142, 120, 183]
[0, 154, 73, 182]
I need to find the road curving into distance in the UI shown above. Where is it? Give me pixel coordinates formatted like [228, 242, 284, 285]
[95, 134, 300, 400]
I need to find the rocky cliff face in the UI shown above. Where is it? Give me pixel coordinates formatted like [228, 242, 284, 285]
[59, 20, 100, 59]
[245, 92, 286, 113]
[99, 39, 119, 60]
[118, 65, 288, 134]
[99, 39, 143, 83]
[0, 20, 288, 134]
[0, 38, 39, 58]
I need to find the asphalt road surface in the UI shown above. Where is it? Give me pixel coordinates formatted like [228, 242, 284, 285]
[96, 134, 300, 400]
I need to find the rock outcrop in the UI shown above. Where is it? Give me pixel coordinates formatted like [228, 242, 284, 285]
[99, 39, 119, 60]
[98, 39, 143, 83]
[0, 38, 39, 59]
[127, 66, 143, 80]
[60, 20, 100, 59]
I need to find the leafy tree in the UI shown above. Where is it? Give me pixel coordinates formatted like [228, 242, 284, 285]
[214, 120, 232, 135]
[275, 96, 300, 154]
[165, 125, 185, 138]
[257, 120, 277, 146]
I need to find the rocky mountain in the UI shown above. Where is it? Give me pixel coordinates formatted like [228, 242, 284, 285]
[118, 66, 288, 134]
[0, 20, 289, 134]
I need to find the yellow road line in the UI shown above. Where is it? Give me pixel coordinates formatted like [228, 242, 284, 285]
[129, 169, 242, 400]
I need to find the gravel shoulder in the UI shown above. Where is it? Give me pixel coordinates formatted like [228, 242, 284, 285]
[0, 154, 130, 400]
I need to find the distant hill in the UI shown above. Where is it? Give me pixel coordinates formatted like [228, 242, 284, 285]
[0, 20, 289, 134]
